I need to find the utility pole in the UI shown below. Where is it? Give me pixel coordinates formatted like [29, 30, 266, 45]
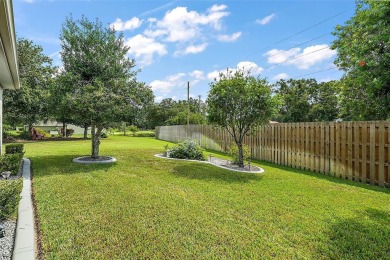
[198, 95, 201, 113]
[187, 81, 190, 126]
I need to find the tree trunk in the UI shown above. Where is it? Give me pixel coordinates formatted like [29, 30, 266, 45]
[237, 142, 244, 167]
[91, 124, 102, 159]
[28, 124, 33, 139]
[123, 122, 127, 136]
[62, 122, 66, 137]
[83, 124, 88, 139]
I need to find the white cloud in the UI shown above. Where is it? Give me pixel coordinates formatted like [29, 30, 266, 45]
[150, 72, 186, 93]
[175, 43, 208, 56]
[145, 5, 230, 43]
[125, 34, 167, 66]
[189, 70, 205, 80]
[265, 48, 300, 64]
[110, 17, 143, 31]
[208, 61, 263, 80]
[217, 32, 242, 42]
[273, 73, 289, 80]
[265, 44, 336, 69]
[256, 13, 275, 25]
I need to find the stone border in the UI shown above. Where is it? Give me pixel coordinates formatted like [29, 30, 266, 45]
[13, 158, 35, 260]
[154, 154, 264, 173]
[72, 157, 117, 164]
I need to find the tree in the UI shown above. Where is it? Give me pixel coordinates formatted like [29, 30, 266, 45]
[207, 70, 277, 167]
[60, 16, 139, 158]
[3, 38, 55, 132]
[331, 0, 390, 120]
[274, 79, 340, 122]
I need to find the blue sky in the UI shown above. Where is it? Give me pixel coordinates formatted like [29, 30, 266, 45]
[14, 0, 355, 102]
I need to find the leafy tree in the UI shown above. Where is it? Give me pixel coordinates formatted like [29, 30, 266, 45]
[3, 38, 55, 132]
[331, 0, 390, 120]
[274, 79, 340, 122]
[207, 70, 277, 167]
[146, 97, 207, 128]
[59, 16, 139, 158]
[308, 81, 341, 122]
[274, 79, 314, 122]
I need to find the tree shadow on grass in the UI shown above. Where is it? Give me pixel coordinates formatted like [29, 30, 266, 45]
[204, 148, 389, 194]
[171, 162, 262, 183]
[29, 154, 115, 178]
[261, 160, 389, 195]
[318, 208, 390, 259]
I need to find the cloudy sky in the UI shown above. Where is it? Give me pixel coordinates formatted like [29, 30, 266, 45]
[14, 0, 355, 102]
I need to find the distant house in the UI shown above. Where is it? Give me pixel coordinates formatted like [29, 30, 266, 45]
[0, 0, 20, 153]
[26, 121, 91, 135]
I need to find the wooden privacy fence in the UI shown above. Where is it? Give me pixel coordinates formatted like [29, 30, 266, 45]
[156, 122, 390, 187]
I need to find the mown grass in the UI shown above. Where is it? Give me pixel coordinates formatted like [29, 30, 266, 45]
[23, 136, 390, 259]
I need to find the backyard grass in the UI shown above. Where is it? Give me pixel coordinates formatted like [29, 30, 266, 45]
[22, 136, 390, 259]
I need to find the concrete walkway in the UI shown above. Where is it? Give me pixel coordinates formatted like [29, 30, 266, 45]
[13, 158, 35, 260]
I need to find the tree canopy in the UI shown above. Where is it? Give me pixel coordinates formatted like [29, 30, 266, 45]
[207, 70, 277, 166]
[59, 15, 141, 158]
[331, 0, 390, 120]
[3, 38, 55, 131]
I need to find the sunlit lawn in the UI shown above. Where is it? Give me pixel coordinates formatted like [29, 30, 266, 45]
[24, 136, 390, 259]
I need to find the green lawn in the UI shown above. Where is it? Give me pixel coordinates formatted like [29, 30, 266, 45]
[24, 136, 390, 259]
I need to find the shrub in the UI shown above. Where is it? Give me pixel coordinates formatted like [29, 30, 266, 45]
[0, 180, 22, 220]
[128, 125, 139, 136]
[169, 140, 205, 160]
[35, 128, 51, 138]
[5, 144, 24, 155]
[17, 130, 31, 140]
[0, 153, 24, 175]
[100, 130, 109, 138]
[228, 143, 250, 165]
[133, 132, 155, 137]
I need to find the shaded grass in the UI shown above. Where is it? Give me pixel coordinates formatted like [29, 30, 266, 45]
[24, 136, 390, 259]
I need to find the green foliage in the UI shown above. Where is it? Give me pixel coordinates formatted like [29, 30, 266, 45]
[3, 38, 55, 128]
[147, 97, 207, 128]
[17, 130, 31, 140]
[228, 143, 250, 165]
[207, 69, 276, 166]
[169, 140, 205, 160]
[59, 15, 142, 157]
[100, 130, 110, 138]
[35, 128, 51, 138]
[5, 144, 24, 155]
[274, 79, 340, 122]
[0, 153, 24, 175]
[133, 132, 155, 137]
[331, 0, 390, 120]
[0, 180, 23, 220]
[128, 125, 139, 136]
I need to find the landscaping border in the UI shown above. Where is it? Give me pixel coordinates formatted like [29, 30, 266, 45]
[154, 154, 264, 173]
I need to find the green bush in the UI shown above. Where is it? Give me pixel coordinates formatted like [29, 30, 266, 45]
[5, 144, 24, 155]
[128, 125, 139, 136]
[100, 131, 109, 138]
[0, 180, 22, 220]
[35, 128, 51, 138]
[0, 153, 24, 175]
[228, 143, 250, 165]
[17, 130, 31, 140]
[133, 132, 155, 137]
[169, 140, 205, 160]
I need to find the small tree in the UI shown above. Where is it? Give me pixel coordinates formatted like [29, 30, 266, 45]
[60, 16, 138, 158]
[207, 70, 277, 167]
